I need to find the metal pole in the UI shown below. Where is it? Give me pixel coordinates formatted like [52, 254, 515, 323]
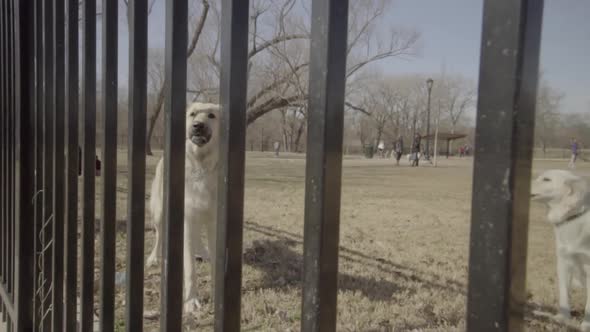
[425, 81, 433, 160]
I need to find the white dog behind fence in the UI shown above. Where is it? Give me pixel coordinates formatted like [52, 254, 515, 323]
[531, 169, 590, 331]
[148, 102, 220, 313]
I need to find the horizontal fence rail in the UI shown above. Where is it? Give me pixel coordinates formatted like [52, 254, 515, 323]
[0, 0, 546, 331]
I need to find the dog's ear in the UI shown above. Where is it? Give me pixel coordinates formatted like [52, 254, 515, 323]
[548, 175, 589, 224]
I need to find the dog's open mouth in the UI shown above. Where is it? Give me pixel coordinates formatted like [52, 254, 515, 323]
[190, 133, 211, 147]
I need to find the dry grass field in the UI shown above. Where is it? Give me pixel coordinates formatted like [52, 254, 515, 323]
[86, 150, 590, 331]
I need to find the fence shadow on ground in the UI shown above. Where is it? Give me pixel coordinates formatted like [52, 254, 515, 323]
[244, 220, 465, 297]
[243, 220, 577, 330]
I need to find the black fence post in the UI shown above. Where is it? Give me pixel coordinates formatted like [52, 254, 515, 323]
[126, 0, 148, 330]
[300, 1, 349, 332]
[33, 0, 45, 327]
[214, 0, 250, 330]
[64, 0, 79, 330]
[0, 0, 6, 323]
[160, 0, 188, 330]
[99, 0, 118, 331]
[466, 1, 544, 331]
[0, 0, 6, 321]
[15, 0, 36, 329]
[51, 0, 65, 329]
[80, 0, 96, 329]
[41, 0, 55, 328]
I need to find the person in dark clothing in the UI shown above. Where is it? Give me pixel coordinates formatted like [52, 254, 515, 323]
[569, 138, 580, 169]
[393, 135, 404, 166]
[411, 133, 421, 167]
[78, 146, 102, 176]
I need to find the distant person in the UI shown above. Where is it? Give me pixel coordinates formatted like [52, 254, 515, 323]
[78, 146, 102, 176]
[569, 138, 579, 169]
[377, 141, 385, 158]
[411, 133, 421, 167]
[273, 141, 280, 157]
[393, 135, 404, 166]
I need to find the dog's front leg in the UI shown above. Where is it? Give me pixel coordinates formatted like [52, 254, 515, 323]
[183, 218, 200, 313]
[191, 219, 209, 262]
[206, 214, 217, 305]
[556, 251, 572, 321]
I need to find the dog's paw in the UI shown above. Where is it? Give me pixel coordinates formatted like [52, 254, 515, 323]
[183, 298, 202, 314]
[146, 255, 159, 268]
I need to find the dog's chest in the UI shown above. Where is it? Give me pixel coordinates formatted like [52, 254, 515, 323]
[185, 165, 217, 211]
[556, 222, 590, 258]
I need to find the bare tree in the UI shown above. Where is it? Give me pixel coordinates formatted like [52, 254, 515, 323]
[143, 0, 211, 154]
[535, 80, 564, 156]
[279, 107, 306, 152]
[142, 0, 420, 155]
[439, 76, 475, 134]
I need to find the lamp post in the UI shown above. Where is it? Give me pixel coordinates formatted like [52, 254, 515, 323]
[425, 78, 434, 160]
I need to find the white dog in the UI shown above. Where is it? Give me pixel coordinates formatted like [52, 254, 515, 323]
[531, 169, 590, 331]
[148, 102, 220, 312]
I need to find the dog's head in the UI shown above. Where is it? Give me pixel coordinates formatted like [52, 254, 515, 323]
[186, 102, 219, 149]
[531, 169, 589, 224]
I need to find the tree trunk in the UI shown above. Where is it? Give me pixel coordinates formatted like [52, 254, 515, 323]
[449, 126, 456, 155]
[260, 127, 264, 151]
[293, 120, 305, 153]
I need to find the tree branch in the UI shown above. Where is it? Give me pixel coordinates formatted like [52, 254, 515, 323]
[248, 34, 308, 59]
[247, 95, 305, 124]
[187, 0, 210, 58]
[345, 101, 371, 116]
[247, 62, 309, 108]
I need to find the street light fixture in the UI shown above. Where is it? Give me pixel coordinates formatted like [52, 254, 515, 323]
[425, 78, 434, 160]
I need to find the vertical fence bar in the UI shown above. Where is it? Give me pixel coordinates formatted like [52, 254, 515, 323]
[214, 0, 249, 330]
[301, 1, 349, 331]
[15, 0, 36, 329]
[7, 0, 14, 318]
[126, 0, 148, 330]
[33, 0, 44, 327]
[466, 1, 544, 331]
[10, 0, 17, 323]
[100, 0, 118, 331]
[6, 0, 14, 322]
[80, 0, 96, 329]
[51, 0, 65, 329]
[160, 0, 188, 330]
[0, 1, 6, 320]
[1, 0, 6, 321]
[64, 0, 79, 329]
[2, 0, 8, 322]
[41, 0, 55, 328]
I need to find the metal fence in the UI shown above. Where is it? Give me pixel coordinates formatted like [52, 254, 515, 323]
[0, 0, 543, 331]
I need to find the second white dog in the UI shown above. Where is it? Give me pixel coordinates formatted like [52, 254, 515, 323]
[148, 102, 220, 313]
[531, 169, 590, 331]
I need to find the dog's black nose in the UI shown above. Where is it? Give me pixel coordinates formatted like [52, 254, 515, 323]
[193, 122, 205, 131]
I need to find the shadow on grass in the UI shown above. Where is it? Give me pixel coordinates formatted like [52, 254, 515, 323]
[244, 220, 575, 330]
[244, 238, 400, 302]
[244, 220, 465, 298]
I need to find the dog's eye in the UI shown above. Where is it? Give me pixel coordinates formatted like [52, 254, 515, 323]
[189, 112, 196, 117]
[208, 113, 216, 119]
[542, 178, 551, 182]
